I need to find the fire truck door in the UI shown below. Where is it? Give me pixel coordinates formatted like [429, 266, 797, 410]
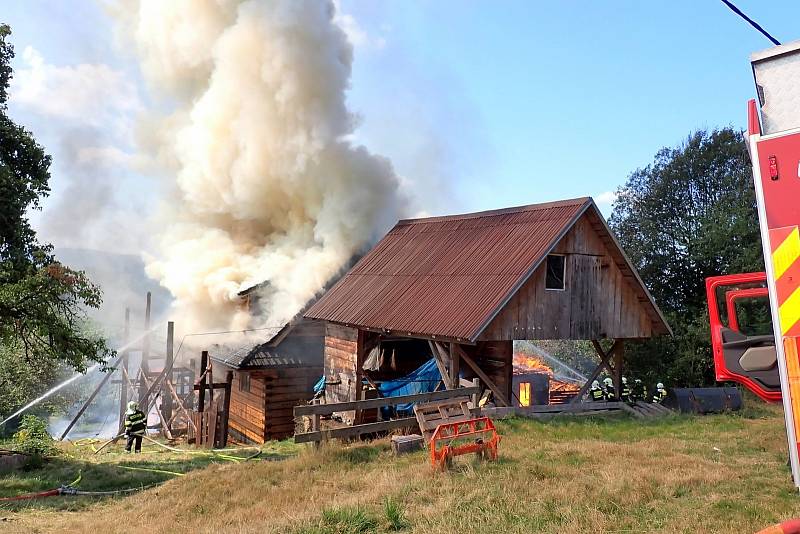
[706, 273, 781, 402]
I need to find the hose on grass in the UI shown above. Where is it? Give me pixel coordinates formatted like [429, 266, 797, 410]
[117, 465, 184, 477]
[94, 433, 260, 460]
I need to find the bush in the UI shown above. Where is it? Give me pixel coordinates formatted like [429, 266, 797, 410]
[13, 414, 57, 459]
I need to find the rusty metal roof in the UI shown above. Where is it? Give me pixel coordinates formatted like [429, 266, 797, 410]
[305, 197, 669, 341]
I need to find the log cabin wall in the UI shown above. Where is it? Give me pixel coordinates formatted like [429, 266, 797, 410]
[254, 366, 320, 440]
[323, 323, 359, 421]
[221, 366, 266, 444]
[479, 214, 654, 341]
[222, 364, 320, 443]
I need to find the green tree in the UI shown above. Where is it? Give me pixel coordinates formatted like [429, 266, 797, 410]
[0, 24, 110, 408]
[609, 128, 763, 387]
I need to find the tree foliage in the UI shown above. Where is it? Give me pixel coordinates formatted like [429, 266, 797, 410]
[0, 24, 110, 399]
[609, 128, 764, 386]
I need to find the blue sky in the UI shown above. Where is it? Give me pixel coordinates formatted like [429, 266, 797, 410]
[2, 1, 798, 252]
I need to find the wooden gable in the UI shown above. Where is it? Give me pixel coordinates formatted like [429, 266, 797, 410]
[479, 213, 660, 341]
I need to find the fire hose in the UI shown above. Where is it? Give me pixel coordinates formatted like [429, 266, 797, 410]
[0, 470, 171, 502]
[94, 432, 262, 462]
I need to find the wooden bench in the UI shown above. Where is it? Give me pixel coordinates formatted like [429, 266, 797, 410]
[413, 396, 478, 443]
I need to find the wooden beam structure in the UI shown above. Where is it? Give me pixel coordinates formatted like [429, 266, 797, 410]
[118, 307, 130, 434]
[162, 321, 174, 430]
[572, 339, 620, 403]
[451, 344, 510, 407]
[428, 341, 454, 389]
[294, 386, 480, 416]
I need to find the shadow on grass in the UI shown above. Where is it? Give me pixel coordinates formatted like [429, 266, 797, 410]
[0, 444, 296, 512]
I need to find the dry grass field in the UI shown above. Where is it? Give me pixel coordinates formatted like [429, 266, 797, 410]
[4, 404, 800, 533]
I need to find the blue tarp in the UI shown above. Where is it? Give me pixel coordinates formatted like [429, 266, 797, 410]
[312, 359, 444, 416]
[379, 358, 442, 417]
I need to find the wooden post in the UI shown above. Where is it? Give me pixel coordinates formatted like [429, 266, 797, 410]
[312, 413, 321, 450]
[163, 321, 174, 431]
[139, 292, 152, 408]
[449, 342, 460, 389]
[198, 351, 208, 413]
[118, 307, 130, 433]
[221, 371, 233, 448]
[188, 358, 196, 411]
[471, 377, 480, 409]
[354, 330, 367, 424]
[613, 339, 624, 398]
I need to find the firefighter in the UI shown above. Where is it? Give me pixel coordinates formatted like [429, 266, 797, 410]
[633, 378, 647, 402]
[620, 376, 633, 403]
[652, 382, 668, 404]
[589, 380, 605, 401]
[124, 401, 146, 453]
[603, 377, 616, 401]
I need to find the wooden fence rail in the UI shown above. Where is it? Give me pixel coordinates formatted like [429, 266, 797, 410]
[293, 385, 480, 445]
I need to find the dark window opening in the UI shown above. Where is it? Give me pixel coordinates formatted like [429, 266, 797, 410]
[545, 254, 566, 290]
[239, 372, 250, 393]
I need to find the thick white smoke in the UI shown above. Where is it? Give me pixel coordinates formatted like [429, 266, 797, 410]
[117, 0, 406, 333]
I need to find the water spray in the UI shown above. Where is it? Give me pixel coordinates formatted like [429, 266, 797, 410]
[0, 322, 165, 428]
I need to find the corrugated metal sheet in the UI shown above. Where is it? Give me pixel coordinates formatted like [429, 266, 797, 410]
[305, 198, 594, 341]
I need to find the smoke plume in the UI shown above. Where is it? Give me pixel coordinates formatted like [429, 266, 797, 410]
[117, 1, 406, 333]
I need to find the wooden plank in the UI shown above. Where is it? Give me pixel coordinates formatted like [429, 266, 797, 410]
[293, 386, 479, 416]
[452, 345, 510, 407]
[520, 401, 623, 414]
[294, 417, 417, 444]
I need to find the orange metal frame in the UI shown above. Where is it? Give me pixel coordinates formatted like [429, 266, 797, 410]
[429, 416, 501, 469]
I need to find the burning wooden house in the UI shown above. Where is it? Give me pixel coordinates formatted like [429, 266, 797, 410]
[210, 286, 325, 443]
[305, 197, 671, 412]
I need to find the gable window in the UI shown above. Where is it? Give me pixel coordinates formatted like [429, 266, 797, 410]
[545, 254, 566, 290]
[239, 372, 251, 393]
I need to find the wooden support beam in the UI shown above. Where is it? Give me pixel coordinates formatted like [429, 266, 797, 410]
[572, 340, 618, 403]
[198, 351, 208, 413]
[354, 330, 369, 425]
[118, 307, 130, 434]
[138, 368, 174, 440]
[451, 344, 510, 407]
[449, 342, 460, 388]
[613, 340, 624, 398]
[220, 371, 233, 448]
[428, 341, 454, 389]
[139, 291, 151, 408]
[164, 378, 198, 433]
[162, 321, 174, 430]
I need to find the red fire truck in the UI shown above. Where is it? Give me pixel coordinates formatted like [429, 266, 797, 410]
[707, 39, 800, 489]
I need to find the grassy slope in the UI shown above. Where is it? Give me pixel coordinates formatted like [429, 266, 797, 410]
[5, 406, 800, 533]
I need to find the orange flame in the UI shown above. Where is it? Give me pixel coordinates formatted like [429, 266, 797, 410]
[514, 352, 580, 393]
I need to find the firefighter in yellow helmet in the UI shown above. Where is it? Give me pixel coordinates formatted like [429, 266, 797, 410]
[603, 377, 616, 401]
[124, 401, 146, 453]
[620, 376, 633, 403]
[589, 380, 605, 401]
[652, 382, 668, 404]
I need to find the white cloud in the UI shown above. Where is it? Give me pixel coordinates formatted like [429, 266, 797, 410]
[10, 46, 142, 131]
[595, 190, 618, 206]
